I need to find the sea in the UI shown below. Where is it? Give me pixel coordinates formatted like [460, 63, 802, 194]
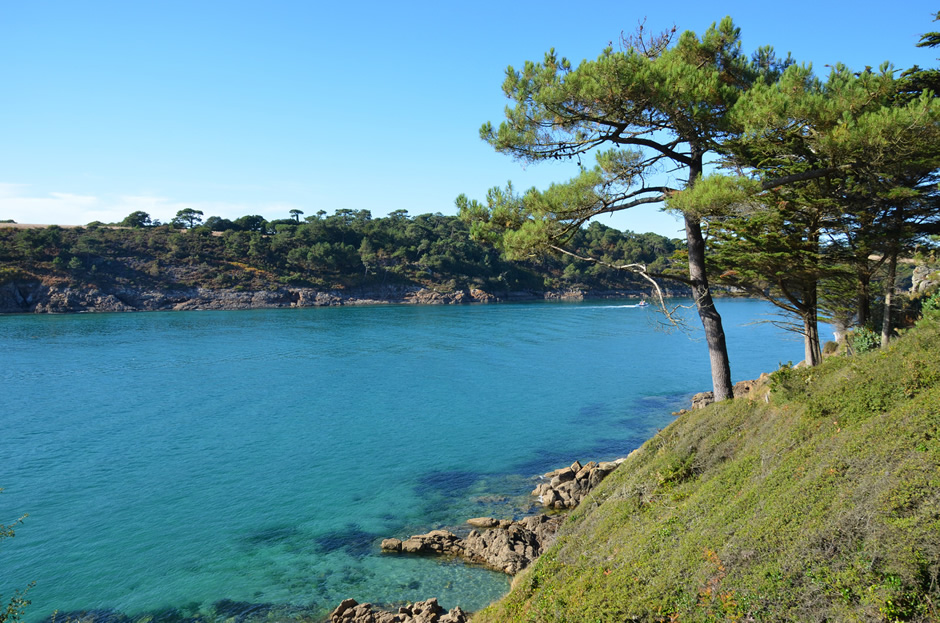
[0, 299, 814, 622]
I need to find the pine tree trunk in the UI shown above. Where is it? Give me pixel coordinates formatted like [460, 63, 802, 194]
[881, 249, 898, 348]
[685, 214, 734, 401]
[803, 310, 822, 366]
[857, 274, 871, 327]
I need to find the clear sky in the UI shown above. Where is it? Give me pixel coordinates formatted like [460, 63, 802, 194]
[1, 1, 937, 237]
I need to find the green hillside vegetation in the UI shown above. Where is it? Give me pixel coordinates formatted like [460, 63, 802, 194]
[477, 301, 940, 622]
[0, 212, 679, 296]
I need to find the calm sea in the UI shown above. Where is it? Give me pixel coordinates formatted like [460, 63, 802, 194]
[1, 299, 811, 622]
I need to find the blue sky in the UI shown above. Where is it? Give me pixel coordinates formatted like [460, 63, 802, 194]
[1, 1, 937, 237]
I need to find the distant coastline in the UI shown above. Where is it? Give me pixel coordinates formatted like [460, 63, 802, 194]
[0, 280, 690, 315]
[0, 218, 689, 315]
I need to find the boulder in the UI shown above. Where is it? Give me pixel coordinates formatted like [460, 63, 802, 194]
[690, 391, 714, 409]
[549, 468, 575, 487]
[466, 517, 499, 528]
[534, 458, 621, 509]
[380, 538, 402, 551]
[461, 514, 562, 574]
[399, 531, 462, 555]
[384, 515, 562, 576]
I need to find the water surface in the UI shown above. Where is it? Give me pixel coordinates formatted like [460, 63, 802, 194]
[0, 299, 808, 621]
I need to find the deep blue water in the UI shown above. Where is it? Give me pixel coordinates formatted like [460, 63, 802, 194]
[0, 299, 811, 621]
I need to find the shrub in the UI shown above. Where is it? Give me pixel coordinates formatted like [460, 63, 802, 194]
[849, 326, 880, 354]
[922, 292, 940, 318]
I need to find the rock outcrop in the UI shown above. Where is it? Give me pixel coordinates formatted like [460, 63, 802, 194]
[462, 514, 562, 574]
[380, 458, 623, 575]
[911, 265, 940, 294]
[530, 460, 622, 510]
[0, 278, 691, 315]
[379, 515, 563, 575]
[0, 281, 503, 314]
[682, 376, 767, 412]
[341, 457, 622, 621]
[330, 598, 468, 623]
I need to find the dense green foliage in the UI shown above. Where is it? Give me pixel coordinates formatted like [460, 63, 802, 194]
[468, 12, 940, 389]
[464, 17, 795, 400]
[676, 37, 940, 358]
[477, 314, 940, 622]
[0, 212, 680, 295]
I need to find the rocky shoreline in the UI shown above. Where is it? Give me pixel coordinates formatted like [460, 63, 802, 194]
[326, 460, 624, 623]
[324, 381, 776, 623]
[0, 280, 668, 315]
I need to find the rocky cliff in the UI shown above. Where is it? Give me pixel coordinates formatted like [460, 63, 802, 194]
[0, 280, 664, 314]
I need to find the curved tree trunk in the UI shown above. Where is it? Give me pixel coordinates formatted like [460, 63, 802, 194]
[685, 214, 734, 401]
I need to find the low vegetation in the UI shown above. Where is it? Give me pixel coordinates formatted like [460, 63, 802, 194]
[476, 305, 940, 622]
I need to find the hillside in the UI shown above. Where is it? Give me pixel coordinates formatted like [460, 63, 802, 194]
[475, 312, 940, 621]
[0, 215, 684, 313]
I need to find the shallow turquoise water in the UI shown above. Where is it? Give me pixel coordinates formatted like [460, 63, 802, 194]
[0, 299, 809, 621]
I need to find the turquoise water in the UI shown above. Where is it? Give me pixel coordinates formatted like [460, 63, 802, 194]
[1, 299, 809, 622]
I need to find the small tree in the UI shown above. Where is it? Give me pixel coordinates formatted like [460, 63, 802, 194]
[234, 214, 267, 233]
[359, 238, 377, 276]
[120, 211, 152, 228]
[171, 208, 204, 229]
[289, 209, 304, 222]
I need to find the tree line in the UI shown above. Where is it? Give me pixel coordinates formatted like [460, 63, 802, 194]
[460, 13, 940, 401]
[0, 209, 680, 295]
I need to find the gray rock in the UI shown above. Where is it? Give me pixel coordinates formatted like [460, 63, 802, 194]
[912, 265, 940, 294]
[535, 458, 621, 509]
[690, 391, 714, 409]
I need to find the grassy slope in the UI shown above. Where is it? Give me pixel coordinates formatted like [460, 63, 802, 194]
[477, 316, 940, 622]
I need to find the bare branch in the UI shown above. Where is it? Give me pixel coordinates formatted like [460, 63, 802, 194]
[760, 166, 850, 189]
[547, 244, 685, 326]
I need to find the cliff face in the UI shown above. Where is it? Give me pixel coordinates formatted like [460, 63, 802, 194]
[0, 280, 673, 314]
[0, 281, 510, 314]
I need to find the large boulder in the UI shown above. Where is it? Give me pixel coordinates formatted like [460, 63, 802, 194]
[462, 514, 562, 574]
[383, 515, 562, 576]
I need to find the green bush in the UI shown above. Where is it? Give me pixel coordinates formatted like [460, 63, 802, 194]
[922, 292, 940, 318]
[849, 326, 880, 354]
